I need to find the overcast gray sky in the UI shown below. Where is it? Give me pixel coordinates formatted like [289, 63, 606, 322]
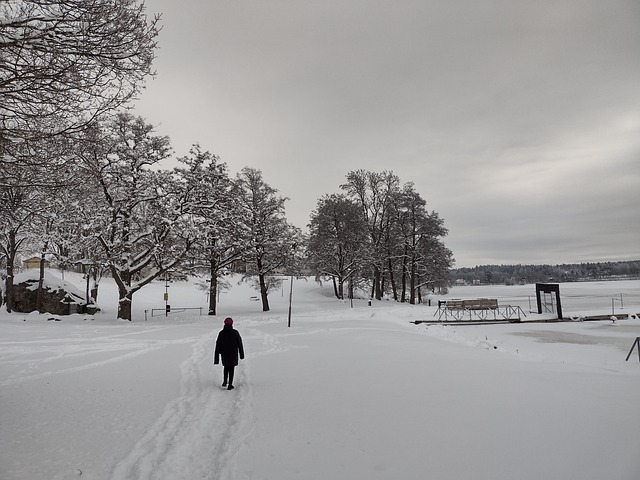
[133, 0, 640, 268]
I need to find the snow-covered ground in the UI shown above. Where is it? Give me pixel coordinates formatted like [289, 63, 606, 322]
[1, 274, 639, 480]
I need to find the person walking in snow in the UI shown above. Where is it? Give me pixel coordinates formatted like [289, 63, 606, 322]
[214, 317, 245, 390]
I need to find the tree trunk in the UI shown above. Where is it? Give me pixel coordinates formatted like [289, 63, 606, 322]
[374, 267, 382, 300]
[36, 252, 47, 313]
[4, 271, 13, 313]
[409, 254, 417, 305]
[349, 277, 354, 302]
[5, 230, 17, 312]
[258, 273, 270, 312]
[255, 253, 270, 312]
[400, 245, 408, 302]
[90, 266, 99, 302]
[208, 272, 218, 315]
[332, 276, 339, 299]
[91, 284, 99, 303]
[117, 291, 133, 321]
[388, 257, 398, 301]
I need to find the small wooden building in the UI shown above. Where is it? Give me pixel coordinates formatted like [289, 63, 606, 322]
[23, 256, 51, 269]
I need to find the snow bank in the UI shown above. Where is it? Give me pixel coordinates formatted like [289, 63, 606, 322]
[14, 271, 87, 299]
[1, 276, 639, 479]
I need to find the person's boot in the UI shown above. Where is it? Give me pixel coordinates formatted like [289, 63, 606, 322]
[227, 384, 234, 390]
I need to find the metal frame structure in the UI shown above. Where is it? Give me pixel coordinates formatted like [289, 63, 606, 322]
[435, 300, 525, 322]
[535, 283, 563, 319]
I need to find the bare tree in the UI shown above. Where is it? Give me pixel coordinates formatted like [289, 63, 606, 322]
[77, 114, 194, 321]
[174, 145, 243, 315]
[307, 194, 370, 300]
[0, 0, 160, 151]
[394, 187, 450, 303]
[233, 167, 300, 312]
[0, 132, 87, 311]
[414, 215, 453, 298]
[0, 181, 37, 312]
[341, 170, 400, 301]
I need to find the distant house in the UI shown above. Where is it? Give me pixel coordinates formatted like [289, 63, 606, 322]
[23, 256, 50, 269]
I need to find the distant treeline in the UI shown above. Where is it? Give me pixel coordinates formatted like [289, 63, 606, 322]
[450, 260, 640, 285]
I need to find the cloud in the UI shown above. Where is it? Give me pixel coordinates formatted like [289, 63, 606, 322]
[135, 0, 640, 267]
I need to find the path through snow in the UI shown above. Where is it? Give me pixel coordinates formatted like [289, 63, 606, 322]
[1, 278, 639, 479]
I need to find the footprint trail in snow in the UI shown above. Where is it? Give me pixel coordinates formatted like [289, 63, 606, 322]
[110, 328, 255, 480]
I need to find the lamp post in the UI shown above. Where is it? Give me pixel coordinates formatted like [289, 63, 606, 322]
[287, 274, 294, 327]
[285, 242, 298, 327]
[164, 271, 171, 316]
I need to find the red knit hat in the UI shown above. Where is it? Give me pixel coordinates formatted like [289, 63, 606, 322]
[224, 317, 233, 325]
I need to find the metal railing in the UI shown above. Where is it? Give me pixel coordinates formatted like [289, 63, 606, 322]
[435, 302, 526, 322]
[144, 307, 203, 320]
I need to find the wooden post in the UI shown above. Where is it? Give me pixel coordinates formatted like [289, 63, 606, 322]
[625, 337, 640, 362]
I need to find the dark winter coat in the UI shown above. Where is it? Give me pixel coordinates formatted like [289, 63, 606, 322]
[214, 325, 245, 367]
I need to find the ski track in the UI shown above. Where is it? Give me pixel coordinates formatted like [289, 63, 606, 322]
[0, 335, 195, 387]
[4, 316, 310, 479]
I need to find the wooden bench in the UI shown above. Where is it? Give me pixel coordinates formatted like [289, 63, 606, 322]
[435, 298, 501, 321]
[462, 298, 498, 310]
[440, 299, 498, 310]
